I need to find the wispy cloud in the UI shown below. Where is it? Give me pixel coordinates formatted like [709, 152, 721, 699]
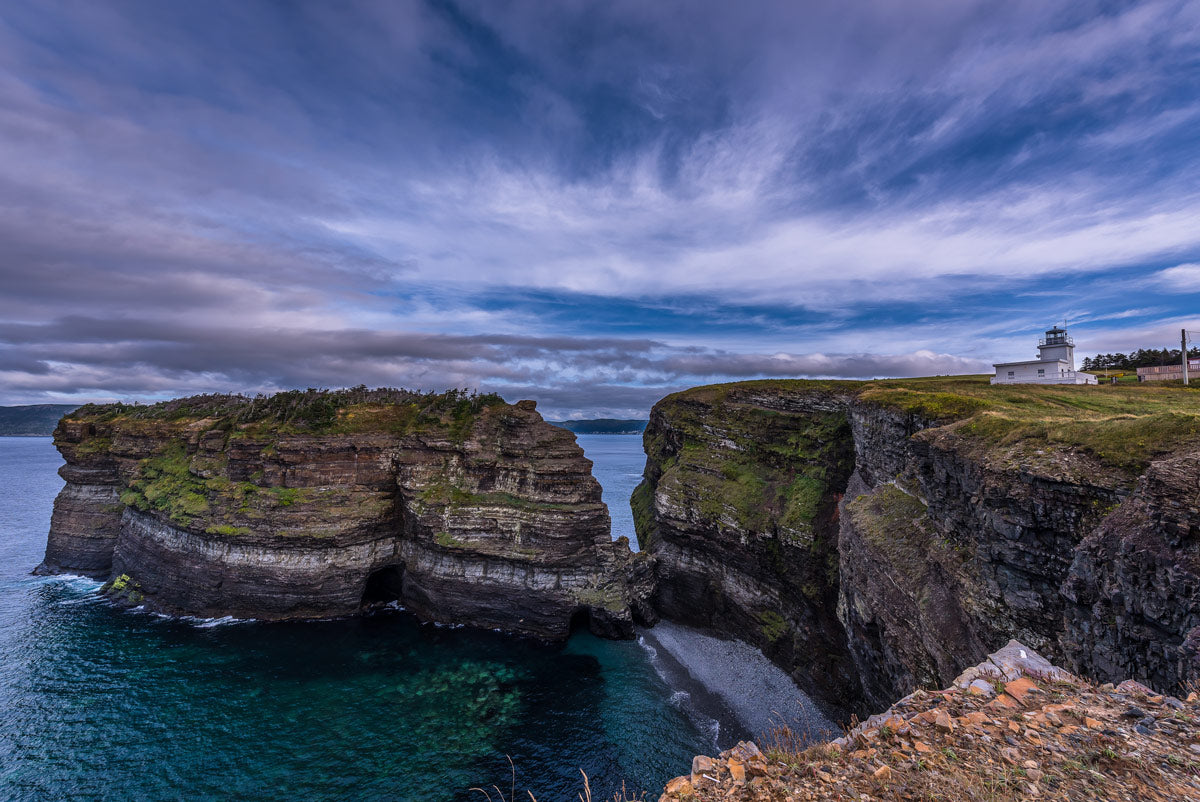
[1155, 264, 1200, 292]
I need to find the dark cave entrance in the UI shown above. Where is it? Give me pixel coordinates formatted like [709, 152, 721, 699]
[361, 564, 407, 607]
[569, 606, 592, 635]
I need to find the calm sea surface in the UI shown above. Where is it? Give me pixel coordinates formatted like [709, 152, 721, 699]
[0, 435, 717, 802]
[574, 434, 647, 551]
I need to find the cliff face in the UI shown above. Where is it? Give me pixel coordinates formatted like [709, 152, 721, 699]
[633, 383, 861, 713]
[636, 378, 1200, 713]
[839, 406, 1127, 709]
[39, 389, 648, 639]
[1062, 452, 1200, 689]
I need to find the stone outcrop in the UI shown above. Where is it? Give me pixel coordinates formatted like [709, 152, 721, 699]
[38, 389, 650, 638]
[635, 379, 1200, 716]
[657, 641, 1200, 802]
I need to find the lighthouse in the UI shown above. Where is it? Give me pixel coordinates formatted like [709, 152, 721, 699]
[1037, 326, 1074, 364]
[991, 326, 1098, 385]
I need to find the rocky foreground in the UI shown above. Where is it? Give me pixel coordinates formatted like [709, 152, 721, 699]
[658, 641, 1200, 801]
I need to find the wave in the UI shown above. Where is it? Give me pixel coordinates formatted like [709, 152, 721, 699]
[635, 634, 658, 662]
[55, 595, 105, 606]
[641, 621, 837, 745]
[188, 615, 254, 629]
[143, 611, 257, 628]
[34, 573, 104, 590]
[638, 628, 728, 752]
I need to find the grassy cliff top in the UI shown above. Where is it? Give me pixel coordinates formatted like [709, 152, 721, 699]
[65, 386, 511, 436]
[660, 375, 1200, 475]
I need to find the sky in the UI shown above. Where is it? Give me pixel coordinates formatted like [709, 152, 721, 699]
[1, 0, 1199, 418]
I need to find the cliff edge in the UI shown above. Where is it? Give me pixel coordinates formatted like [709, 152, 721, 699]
[635, 377, 1200, 714]
[37, 387, 651, 638]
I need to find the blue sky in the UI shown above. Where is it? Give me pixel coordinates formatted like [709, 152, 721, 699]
[1, 0, 1199, 417]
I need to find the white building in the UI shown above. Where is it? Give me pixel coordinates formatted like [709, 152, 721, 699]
[991, 326, 1098, 385]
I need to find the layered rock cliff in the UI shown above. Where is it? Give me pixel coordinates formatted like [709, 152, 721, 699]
[38, 388, 649, 638]
[635, 378, 1200, 714]
[632, 382, 861, 715]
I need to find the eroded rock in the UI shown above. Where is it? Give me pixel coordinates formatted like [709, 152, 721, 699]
[37, 389, 650, 638]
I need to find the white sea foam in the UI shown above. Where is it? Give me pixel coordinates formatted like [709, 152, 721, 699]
[180, 614, 254, 628]
[636, 635, 658, 662]
[56, 596, 103, 606]
[638, 626, 729, 751]
[36, 573, 103, 590]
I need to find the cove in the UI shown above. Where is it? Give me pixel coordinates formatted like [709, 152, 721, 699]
[0, 435, 822, 801]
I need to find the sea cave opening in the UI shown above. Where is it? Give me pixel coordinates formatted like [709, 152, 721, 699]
[361, 564, 407, 607]
[568, 606, 592, 635]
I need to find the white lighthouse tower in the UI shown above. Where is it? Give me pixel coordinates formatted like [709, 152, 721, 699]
[1037, 326, 1075, 364]
[991, 325, 1098, 385]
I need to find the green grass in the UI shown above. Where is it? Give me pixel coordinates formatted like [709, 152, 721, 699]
[670, 375, 1200, 476]
[573, 583, 627, 613]
[648, 400, 854, 537]
[102, 573, 145, 605]
[271, 487, 305, 507]
[205, 524, 252, 536]
[120, 443, 211, 526]
[119, 441, 324, 530]
[60, 386, 554, 539]
[66, 385, 508, 436]
[434, 530, 467, 548]
[418, 482, 580, 513]
[630, 481, 656, 551]
[74, 436, 113, 456]
[757, 610, 789, 643]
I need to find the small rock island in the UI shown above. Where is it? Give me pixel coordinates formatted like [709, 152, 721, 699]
[37, 387, 651, 637]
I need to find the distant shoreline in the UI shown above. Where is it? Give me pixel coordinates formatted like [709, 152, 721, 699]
[548, 419, 648, 435]
[0, 404, 79, 437]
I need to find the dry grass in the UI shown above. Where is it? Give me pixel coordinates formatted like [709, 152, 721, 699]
[470, 758, 645, 802]
[762, 721, 846, 770]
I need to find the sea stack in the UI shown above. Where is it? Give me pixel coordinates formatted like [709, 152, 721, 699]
[38, 387, 652, 638]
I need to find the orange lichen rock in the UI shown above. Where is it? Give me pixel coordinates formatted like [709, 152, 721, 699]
[657, 641, 1200, 802]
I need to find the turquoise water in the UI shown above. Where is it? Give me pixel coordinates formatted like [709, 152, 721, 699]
[0, 436, 713, 802]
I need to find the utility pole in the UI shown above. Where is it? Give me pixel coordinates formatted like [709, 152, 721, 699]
[1184, 329, 1190, 386]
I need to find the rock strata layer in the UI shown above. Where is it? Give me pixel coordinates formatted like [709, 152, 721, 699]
[38, 389, 650, 638]
[635, 378, 1200, 715]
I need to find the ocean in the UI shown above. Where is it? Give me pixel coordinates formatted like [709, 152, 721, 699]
[0, 434, 829, 801]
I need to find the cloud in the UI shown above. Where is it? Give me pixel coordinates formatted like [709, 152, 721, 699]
[1155, 263, 1200, 292]
[0, 1, 1198, 414]
[0, 314, 988, 416]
